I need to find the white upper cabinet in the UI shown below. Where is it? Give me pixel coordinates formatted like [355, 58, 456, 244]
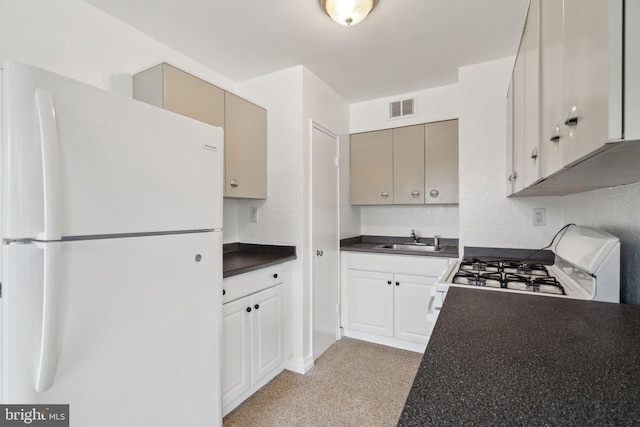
[508, 0, 640, 196]
[561, 0, 622, 165]
[539, 0, 564, 178]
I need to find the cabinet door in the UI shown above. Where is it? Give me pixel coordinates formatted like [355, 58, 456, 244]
[222, 296, 251, 407]
[350, 130, 393, 205]
[347, 270, 394, 336]
[539, 0, 564, 178]
[562, 0, 612, 165]
[393, 274, 436, 344]
[251, 285, 284, 383]
[506, 80, 515, 196]
[225, 92, 267, 199]
[512, 36, 526, 194]
[163, 64, 225, 128]
[393, 125, 425, 204]
[424, 120, 459, 204]
[523, 0, 541, 188]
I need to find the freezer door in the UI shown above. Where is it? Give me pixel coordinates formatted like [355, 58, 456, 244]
[2, 61, 223, 240]
[1, 232, 222, 427]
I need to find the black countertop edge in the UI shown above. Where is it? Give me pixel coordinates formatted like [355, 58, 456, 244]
[464, 246, 555, 264]
[340, 235, 459, 258]
[223, 243, 296, 278]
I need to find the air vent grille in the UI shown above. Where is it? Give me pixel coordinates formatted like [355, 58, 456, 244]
[389, 98, 416, 119]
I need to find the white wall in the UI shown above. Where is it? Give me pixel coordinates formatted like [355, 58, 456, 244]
[350, 84, 459, 133]
[0, 0, 236, 97]
[457, 58, 564, 250]
[350, 84, 461, 239]
[563, 182, 640, 304]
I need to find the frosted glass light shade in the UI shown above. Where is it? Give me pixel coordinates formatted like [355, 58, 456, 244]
[321, 0, 378, 26]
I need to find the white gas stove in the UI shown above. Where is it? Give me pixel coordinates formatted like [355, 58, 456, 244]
[430, 225, 620, 319]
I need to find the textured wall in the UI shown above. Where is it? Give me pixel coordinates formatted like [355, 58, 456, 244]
[457, 58, 565, 250]
[361, 205, 459, 239]
[563, 182, 640, 305]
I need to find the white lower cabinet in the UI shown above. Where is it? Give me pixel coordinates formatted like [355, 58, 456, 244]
[343, 253, 449, 352]
[222, 280, 285, 415]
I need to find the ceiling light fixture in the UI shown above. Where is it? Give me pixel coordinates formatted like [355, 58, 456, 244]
[320, 0, 378, 26]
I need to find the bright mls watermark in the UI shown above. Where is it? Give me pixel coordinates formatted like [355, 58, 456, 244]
[0, 405, 68, 426]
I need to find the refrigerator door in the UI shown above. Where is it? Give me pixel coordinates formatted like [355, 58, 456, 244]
[2, 231, 222, 427]
[2, 61, 223, 241]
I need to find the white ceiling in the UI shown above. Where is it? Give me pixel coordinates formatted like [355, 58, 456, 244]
[84, 0, 528, 103]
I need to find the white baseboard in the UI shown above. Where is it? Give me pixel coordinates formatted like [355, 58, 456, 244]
[344, 329, 427, 353]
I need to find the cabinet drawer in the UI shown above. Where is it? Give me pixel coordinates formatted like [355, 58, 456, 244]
[223, 265, 283, 303]
[347, 253, 448, 277]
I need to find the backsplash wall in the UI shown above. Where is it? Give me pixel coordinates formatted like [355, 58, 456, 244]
[360, 205, 459, 240]
[563, 182, 640, 305]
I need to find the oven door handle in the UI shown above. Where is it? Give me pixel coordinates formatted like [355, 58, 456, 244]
[427, 295, 435, 314]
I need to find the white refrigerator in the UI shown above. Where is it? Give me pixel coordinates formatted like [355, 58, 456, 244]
[1, 61, 224, 426]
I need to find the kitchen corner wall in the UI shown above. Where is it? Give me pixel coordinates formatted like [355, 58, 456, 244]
[349, 85, 460, 240]
[235, 66, 351, 373]
[457, 58, 563, 250]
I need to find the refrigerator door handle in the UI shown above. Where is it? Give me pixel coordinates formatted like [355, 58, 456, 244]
[35, 89, 62, 241]
[35, 242, 62, 392]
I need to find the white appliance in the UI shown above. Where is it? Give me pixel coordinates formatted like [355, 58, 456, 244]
[429, 225, 621, 321]
[1, 61, 224, 426]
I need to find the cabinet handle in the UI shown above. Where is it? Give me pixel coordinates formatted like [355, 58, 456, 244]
[550, 125, 561, 142]
[513, 171, 518, 180]
[411, 190, 420, 198]
[230, 178, 239, 188]
[380, 191, 389, 199]
[507, 174, 513, 183]
[254, 304, 260, 310]
[273, 273, 278, 279]
[387, 280, 392, 285]
[564, 105, 578, 126]
[395, 281, 400, 286]
[246, 307, 252, 313]
[223, 289, 226, 296]
[531, 147, 538, 160]
[429, 189, 439, 198]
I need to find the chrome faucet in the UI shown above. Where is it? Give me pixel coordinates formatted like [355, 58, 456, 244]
[434, 234, 440, 247]
[410, 229, 419, 243]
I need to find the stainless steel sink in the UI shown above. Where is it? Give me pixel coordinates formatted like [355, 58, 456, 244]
[374, 243, 444, 253]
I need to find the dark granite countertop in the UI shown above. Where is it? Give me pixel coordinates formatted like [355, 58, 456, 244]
[340, 235, 459, 258]
[223, 243, 296, 278]
[398, 287, 640, 426]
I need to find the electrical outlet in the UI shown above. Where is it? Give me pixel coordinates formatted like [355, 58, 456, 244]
[532, 208, 546, 226]
[250, 207, 259, 223]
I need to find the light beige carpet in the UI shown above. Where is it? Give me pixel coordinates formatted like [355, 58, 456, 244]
[223, 338, 422, 427]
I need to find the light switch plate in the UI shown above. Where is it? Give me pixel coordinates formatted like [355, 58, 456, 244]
[250, 207, 259, 223]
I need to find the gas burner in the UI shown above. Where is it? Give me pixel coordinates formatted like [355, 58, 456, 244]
[460, 259, 501, 273]
[501, 261, 549, 276]
[531, 276, 566, 295]
[453, 271, 502, 288]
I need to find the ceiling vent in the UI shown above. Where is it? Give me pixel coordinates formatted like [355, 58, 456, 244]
[389, 98, 416, 119]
